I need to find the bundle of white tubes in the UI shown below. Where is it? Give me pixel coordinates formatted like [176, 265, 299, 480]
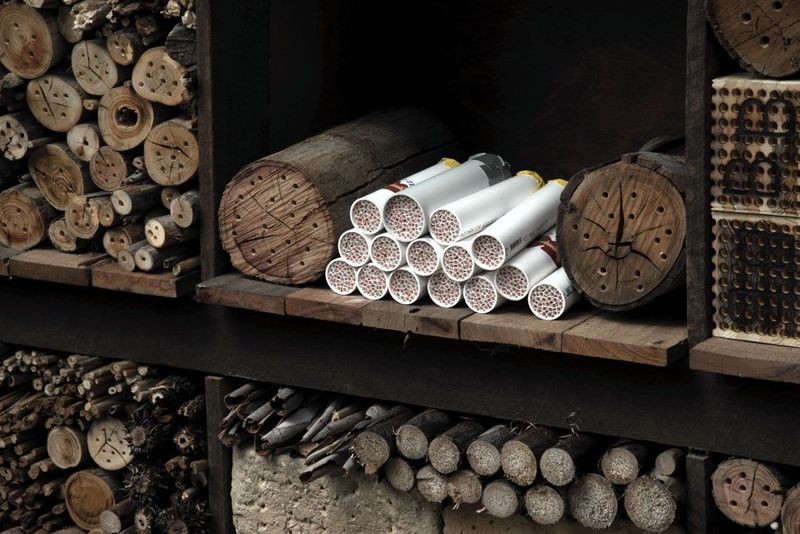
[325, 155, 582, 319]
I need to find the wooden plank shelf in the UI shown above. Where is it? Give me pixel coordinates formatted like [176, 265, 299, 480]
[0, 246, 18, 277]
[8, 249, 109, 287]
[92, 263, 200, 299]
[197, 272, 688, 367]
[691, 337, 800, 384]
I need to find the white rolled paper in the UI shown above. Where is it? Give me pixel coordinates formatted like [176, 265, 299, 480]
[463, 272, 508, 314]
[369, 232, 408, 272]
[337, 229, 375, 267]
[356, 263, 389, 300]
[325, 258, 357, 295]
[407, 237, 445, 276]
[350, 158, 460, 235]
[383, 153, 511, 242]
[429, 171, 544, 245]
[427, 271, 463, 308]
[471, 179, 566, 270]
[388, 267, 429, 305]
[442, 236, 481, 282]
[528, 267, 581, 320]
[495, 226, 559, 301]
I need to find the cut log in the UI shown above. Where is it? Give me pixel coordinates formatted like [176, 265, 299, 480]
[131, 46, 191, 106]
[524, 484, 566, 526]
[66, 123, 102, 162]
[89, 147, 137, 191]
[466, 424, 515, 477]
[169, 189, 198, 228]
[111, 183, 161, 216]
[655, 448, 686, 478]
[539, 434, 597, 487]
[47, 426, 88, 469]
[160, 186, 180, 209]
[71, 39, 126, 96]
[106, 31, 144, 67]
[219, 108, 456, 285]
[102, 225, 145, 259]
[165, 24, 195, 66]
[144, 214, 198, 248]
[446, 469, 482, 506]
[49, 217, 87, 252]
[57, 6, 83, 45]
[600, 442, 651, 486]
[351, 407, 413, 474]
[0, 4, 66, 79]
[559, 152, 686, 311]
[711, 458, 786, 527]
[0, 111, 54, 160]
[624, 475, 684, 533]
[428, 420, 485, 475]
[482, 479, 521, 518]
[23, 0, 62, 8]
[500, 426, 558, 487]
[134, 243, 192, 272]
[416, 465, 447, 503]
[568, 473, 619, 529]
[384, 457, 415, 493]
[29, 143, 96, 210]
[0, 183, 58, 249]
[64, 468, 123, 530]
[144, 117, 198, 186]
[99, 498, 133, 534]
[172, 255, 199, 275]
[26, 73, 88, 132]
[395, 409, 451, 461]
[65, 192, 111, 239]
[117, 240, 147, 272]
[98, 86, 161, 151]
[87, 417, 133, 471]
[783, 484, 800, 534]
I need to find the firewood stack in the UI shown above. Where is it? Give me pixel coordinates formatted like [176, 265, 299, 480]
[0, 347, 208, 533]
[219, 381, 687, 532]
[0, 0, 200, 279]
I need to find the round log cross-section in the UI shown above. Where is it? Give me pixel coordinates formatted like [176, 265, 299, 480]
[0, 3, 66, 79]
[64, 469, 120, 530]
[29, 143, 95, 210]
[98, 86, 158, 151]
[0, 183, 57, 249]
[26, 74, 87, 132]
[707, 0, 800, 78]
[132, 46, 190, 106]
[47, 426, 89, 469]
[144, 118, 199, 186]
[89, 146, 135, 191]
[783, 484, 800, 534]
[87, 417, 133, 471]
[712, 458, 786, 527]
[559, 152, 686, 311]
[218, 108, 456, 285]
[72, 39, 124, 96]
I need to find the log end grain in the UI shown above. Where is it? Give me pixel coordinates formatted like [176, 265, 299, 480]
[600, 446, 642, 486]
[29, 143, 90, 210]
[0, 184, 52, 249]
[782, 484, 800, 534]
[567, 474, 618, 529]
[0, 4, 65, 79]
[97, 86, 155, 151]
[395, 424, 429, 461]
[132, 46, 189, 106]
[446, 470, 482, 506]
[624, 476, 678, 533]
[539, 447, 576, 487]
[711, 458, 784, 528]
[26, 75, 84, 132]
[351, 430, 391, 475]
[466, 440, 502, 477]
[416, 465, 448, 503]
[144, 119, 199, 186]
[428, 436, 461, 475]
[384, 457, 415, 493]
[500, 440, 538, 487]
[524, 484, 565, 526]
[64, 469, 118, 530]
[47, 426, 87, 469]
[481, 479, 520, 519]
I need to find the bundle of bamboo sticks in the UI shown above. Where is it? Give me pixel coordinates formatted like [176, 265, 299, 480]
[0, 0, 200, 278]
[219, 381, 686, 532]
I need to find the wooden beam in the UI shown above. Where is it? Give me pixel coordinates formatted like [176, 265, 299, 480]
[691, 337, 800, 384]
[686, 450, 717, 534]
[205, 376, 235, 534]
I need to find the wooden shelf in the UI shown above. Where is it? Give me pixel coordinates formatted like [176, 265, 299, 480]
[92, 263, 200, 298]
[691, 337, 800, 384]
[9, 249, 108, 287]
[197, 273, 688, 367]
[0, 246, 17, 277]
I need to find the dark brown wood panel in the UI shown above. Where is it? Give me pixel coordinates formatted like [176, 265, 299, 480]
[0, 245, 17, 277]
[9, 249, 108, 287]
[197, 273, 297, 315]
[691, 337, 800, 384]
[92, 263, 200, 299]
[205, 377, 235, 534]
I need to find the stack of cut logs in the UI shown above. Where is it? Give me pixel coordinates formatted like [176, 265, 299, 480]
[0, 346, 208, 533]
[0, 0, 200, 278]
[220, 382, 686, 532]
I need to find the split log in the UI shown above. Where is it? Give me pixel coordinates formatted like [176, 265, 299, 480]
[29, 143, 96, 210]
[0, 4, 67, 79]
[600, 442, 651, 486]
[446, 469, 482, 506]
[539, 434, 597, 487]
[524, 484, 566, 526]
[65, 469, 124, 530]
[49, 217, 87, 252]
[102, 225, 145, 259]
[219, 108, 456, 285]
[99, 498, 133, 534]
[47, 426, 89, 469]
[66, 123, 102, 162]
[416, 465, 447, 503]
[65, 192, 111, 239]
[89, 147, 137, 191]
[0, 111, 54, 161]
[26, 73, 88, 132]
[384, 457, 415, 493]
[482, 479, 521, 518]
[0, 183, 58, 249]
[711, 458, 786, 527]
[98, 86, 162, 151]
[558, 152, 686, 311]
[624, 475, 684, 533]
[465, 424, 514, 477]
[71, 39, 126, 96]
[87, 418, 133, 471]
[132, 47, 191, 106]
[783, 484, 800, 534]
[351, 407, 413, 474]
[165, 24, 195, 66]
[111, 183, 161, 216]
[144, 117, 198, 186]
[144, 214, 198, 248]
[134, 242, 192, 272]
[117, 240, 147, 272]
[428, 420, 485, 475]
[500, 426, 558, 487]
[106, 31, 144, 67]
[169, 190, 198, 228]
[395, 409, 451, 461]
[655, 448, 686, 478]
[568, 473, 618, 529]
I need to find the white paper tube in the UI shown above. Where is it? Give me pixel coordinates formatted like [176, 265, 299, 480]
[350, 158, 460, 235]
[356, 263, 389, 300]
[463, 272, 508, 314]
[442, 236, 482, 282]
[472, 179, 566, 270]
[407, 237, 445, 276]
[427, 271, 463, 308]
[495, 226, 559, 301]
[383, 153, 511, 242]
[325, 258, 357, 295]
[528, 267, 582, 320]
[337, 229, 374, 267]
[388, 267, 429, 305]
[369, 232, 408, 272]
[429, 171, 544, 245]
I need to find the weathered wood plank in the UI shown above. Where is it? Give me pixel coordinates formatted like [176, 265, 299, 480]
[197, 273, 296, 315]
[91, 262, 199, 298]
[691, 337, 800, 384]
[687, 450, 717, 534]
[285, 287, 370, 325]
[406, 305, 473, 340]
[0, 245, 18, 277]
[9, 249, 108, 287]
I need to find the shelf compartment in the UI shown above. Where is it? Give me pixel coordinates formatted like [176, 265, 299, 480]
[691, 337, 800, 384]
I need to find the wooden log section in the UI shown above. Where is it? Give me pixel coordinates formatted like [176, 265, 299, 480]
[655, 447, 686, 477]
[219, 108, 456, 285]
[161, 185, 180, 209]
[106, 31, 144, 67]
[26, 73, 87, 132]
[65, 192, 111, 240]
[524, 484, 566, 526]
[428, 420, 486, 475]
[446, 469, 483, 506]
[500, 426, 558, 487]
[169, 189, 198, 228]
[482, 479, 522, 518]
[87, 418, 133, 471]
[89, 147, 136, 191]
[416, 465, 448, 503]
[49, 217, 87, 252]
[132, 46, 191, 106]
[0, 111, 54, 160]
[111, 183, 161, 216]
[539, 434, 597, 487]
[384, 457, 415, 493]
[29, 142, 95, 210]
[466, 424, 515, 477]
[165, 24, 196, 66]
[56, 5, 83, 45]
[711, 458, 786, 527]
[0, 3, 66, 79]
[47, 426, 89, 469]
[600, 442, 651, 486]
[143, 117, 199, 186]
[351, 407, 413, 475]
[64, 468, 123, 530]
[99, 498, 133, 534]
[783, 484, 800, 534]
[624, 475, 684, 533]
[395, 409, 451, 461]
[98, 86, 161, 151]
[559, 152, 686, 311]
[71, 39, 126, 96]
[102, 225, 145, 259]
[568, 473, 618, 529]
[144, 214, 198, 248]
[118, 240, 147, 272]
[134, 242, 192, 272]
[172, 255, 199, 275]
[67, 123, 102, 162]
[0, 183, 57, 250]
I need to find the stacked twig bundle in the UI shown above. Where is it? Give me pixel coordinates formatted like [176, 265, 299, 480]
[0, 0, 200, 279]
[219, 381, 686, 532]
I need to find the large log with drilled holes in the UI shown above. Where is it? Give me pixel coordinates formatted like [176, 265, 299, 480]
[558, 152, 686, 311]
[706, 0, 800, 78]
[711, 458, 787, 528]
[219, 108, 456, 285]
[0, 182, 58, 249]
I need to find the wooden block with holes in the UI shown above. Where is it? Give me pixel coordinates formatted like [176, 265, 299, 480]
[711, 75, 800, 216]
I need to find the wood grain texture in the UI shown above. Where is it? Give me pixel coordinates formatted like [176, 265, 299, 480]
[687, 451, 718, 534]
[91, 262, 199, 298]
[196, 272, 296, 315]
[363, 300, 472, 339]
[285, 287, 370, 325]
[691, 336, 800, 383]
[9, 248, 107, 286]
[205, 376, 234, 534]
[0, 245, 16, 276]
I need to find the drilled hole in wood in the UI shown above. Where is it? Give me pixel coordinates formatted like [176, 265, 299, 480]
[760, 35, 771, 48]
[115, 105, 139, 127]
[773, 1, 783, 10]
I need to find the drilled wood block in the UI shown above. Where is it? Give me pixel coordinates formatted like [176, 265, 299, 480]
[711, 75, 800, 216]
[712, 212, 800, 347]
